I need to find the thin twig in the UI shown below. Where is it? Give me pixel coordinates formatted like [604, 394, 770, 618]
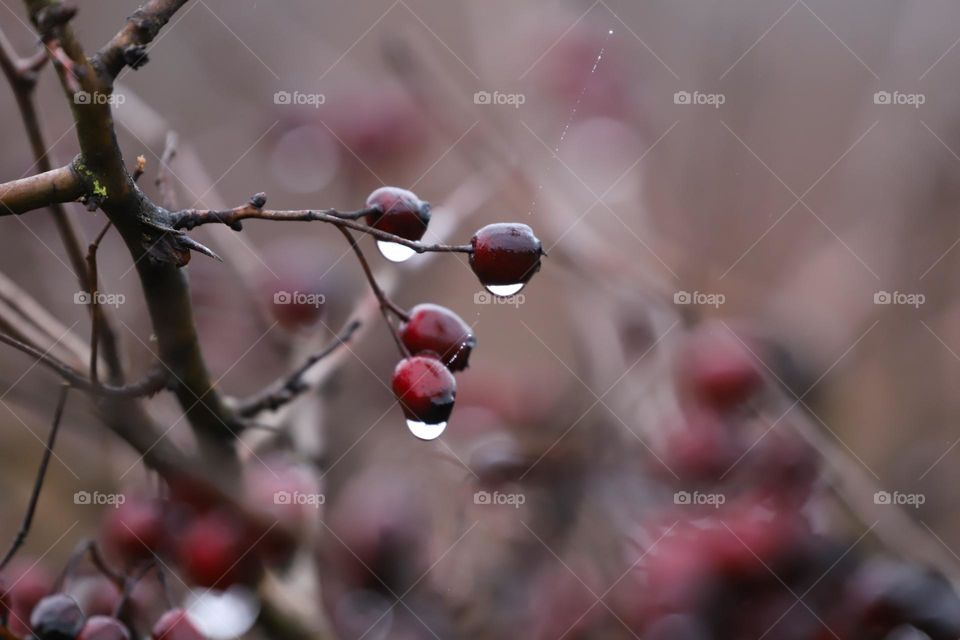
[156, 131, 178, 210]
[238, 319, 362, 417]
[54, 538, 124, 592]
[0, 384, 70, 572]
[170, 194, 473, 255]
[87, 220, 113, 386]
[0, 332, 169, 397]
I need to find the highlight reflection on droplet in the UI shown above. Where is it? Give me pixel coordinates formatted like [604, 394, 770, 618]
[406, 419, 447, 441]
[377, 241, 416, 263]
[485, 283, 525, 297]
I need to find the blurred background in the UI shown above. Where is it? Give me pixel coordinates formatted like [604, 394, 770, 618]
[1, 1, 960, 638]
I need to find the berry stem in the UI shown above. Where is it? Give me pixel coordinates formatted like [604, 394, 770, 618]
[169, 194, 474, 255]
[336, 226, 411, 358]
[55, 538, 124, 592]
[0, 384, 70, 572]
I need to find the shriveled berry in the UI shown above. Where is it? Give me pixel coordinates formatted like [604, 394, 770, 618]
[469, 223, 543, 293]
[392, 356, 456, 425]
[29, 594, 84, 640]
[100, 496, 167, 566]
[151, 609, 205, 640]
[675, 323, 763, 410]
[76, 616, 130, 640]
[400, 304, 475, 371]
[176, 511, 261, 589]
[364, 187, 431, 242]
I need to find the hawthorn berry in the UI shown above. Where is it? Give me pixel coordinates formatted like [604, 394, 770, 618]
[399, 304, 475, 371]
[392, 356, 456, 428]
[151, 609, 205, 640]
[469, 223, 543, 295]
[364, 187, 431, 243]
[176, 511, 261, 589]
[29, 594, 84, 640]
[100, 496, 167, 566]
[675, 323, 763, 411]
[76, 616, 130, 640]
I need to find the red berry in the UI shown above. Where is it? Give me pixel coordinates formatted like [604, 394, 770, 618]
[392, 356, 456, 425]
[399, 304, 475, 371]
[469, 223, 543, 293]
[100, 496, 167, 566]
[1, 560, 53, 635]
[29, 594, 85, 640]
[364, 187, 431, 242]
[76, 616, 130, 640]
[675, 323, 763, 410]
[151, 609, 205, 640]
[176, 511, 261, 589]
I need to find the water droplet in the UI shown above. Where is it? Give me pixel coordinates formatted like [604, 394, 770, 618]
[608, 29, 614, 35]
[377, 241, 416, 263]
[406, 419, 447, 440]
[186, 585, 260, 640]
[485, 283, 525, 297]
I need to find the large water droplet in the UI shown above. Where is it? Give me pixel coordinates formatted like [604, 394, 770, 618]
[377, 241, 416, 263]
[186, 586, 260, 640]
[406, 419, 447, 441]
[485, 283, 525, 297]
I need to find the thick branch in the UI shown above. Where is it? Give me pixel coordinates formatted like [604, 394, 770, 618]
[0, 165, 84, 215]
[93, 0, 191, 79]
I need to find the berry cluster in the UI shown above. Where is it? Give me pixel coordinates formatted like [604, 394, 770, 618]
[348, 187, 543, 440]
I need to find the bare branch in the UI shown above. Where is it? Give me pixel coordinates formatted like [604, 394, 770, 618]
[0, 165, 84, 216]
[93, 0, 191, 79]
[237, 319, 362, 417]
[0, 384, 70, 572]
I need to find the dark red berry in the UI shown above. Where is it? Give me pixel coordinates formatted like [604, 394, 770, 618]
[392, 356, 456, 425]
[399, 304, 476, 371]
[76, 616, 130, 640]
[100, 496, 167, 566]
[364, 187, 431, 242]
[469, 223, 543, 292]
[29, 594, 84, 640]
[176, 511, 261, 589]
[151, 609, 205, 640]
[675, 323, 763, 410]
